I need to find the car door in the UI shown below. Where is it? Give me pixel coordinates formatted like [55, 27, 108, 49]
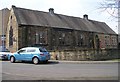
[17, 49, 26, 60]
[24, 49, 36, 61]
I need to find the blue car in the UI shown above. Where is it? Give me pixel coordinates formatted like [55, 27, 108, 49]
[8, 47, 50, 64]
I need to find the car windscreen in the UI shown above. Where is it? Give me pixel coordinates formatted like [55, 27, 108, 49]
[39, 47, 47, 52]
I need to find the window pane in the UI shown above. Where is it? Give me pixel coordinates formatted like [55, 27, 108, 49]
[27, 49, 36, 52]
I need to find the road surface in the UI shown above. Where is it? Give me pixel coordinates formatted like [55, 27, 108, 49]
[1, 61, 119, 80]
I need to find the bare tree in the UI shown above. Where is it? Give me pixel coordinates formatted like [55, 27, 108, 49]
[99, 0, 120, 42]
[99, 0, 120, 18]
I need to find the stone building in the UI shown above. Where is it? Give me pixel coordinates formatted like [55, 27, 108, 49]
[6, 6, 118, 60]
[0, 8, 10, 51]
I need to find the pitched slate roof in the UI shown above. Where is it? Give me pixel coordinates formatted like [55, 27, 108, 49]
[12, 6, 116, 34]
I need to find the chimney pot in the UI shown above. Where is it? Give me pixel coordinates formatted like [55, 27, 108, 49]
[83, 14, 88, 20]
[49, 8, 54, 14]
[12, 5, 16, 8]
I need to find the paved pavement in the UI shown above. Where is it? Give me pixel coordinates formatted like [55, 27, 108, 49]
[49, 60, 119, 64]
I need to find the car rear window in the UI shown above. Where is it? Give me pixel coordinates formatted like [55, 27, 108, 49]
[39, 47, 47, 52]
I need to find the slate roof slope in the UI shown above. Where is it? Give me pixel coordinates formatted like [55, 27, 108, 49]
[12, 6, 116, 34]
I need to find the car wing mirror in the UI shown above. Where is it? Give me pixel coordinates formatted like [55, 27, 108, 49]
[18, 52, 20, 54]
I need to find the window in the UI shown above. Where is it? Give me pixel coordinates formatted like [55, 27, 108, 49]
[35, 30, 48, 45]
[111, 36, 117, 47]
[39, 32, 46, 44]
[18, 49, 26, 53]
[11, 16, 12, 19]
[77, 33, 84, 47]
[65, 32, 72, 45]
[9, 26, 13, 46]
[111, 37, 114, 46]
[105, 35, 110, 48]
[35, 33, 39, 44]
[58, 31, 72, 46]
[105, 36, 107, 46]
[58, 33, 65, 45]
[10, 16, 12, 26]
[27, 49, 36, 52]
[39, 47, 47, 52]
[114, 37, 117, 46]
[88, 33, 94, 48]
[95, 35, 100, 49]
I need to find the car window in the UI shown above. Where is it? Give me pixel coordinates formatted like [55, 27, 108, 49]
[18, 49, 26, 53]
[39, 47, 47, 52]
[1, 50, 10, 52]
[27, 49, 36, 52]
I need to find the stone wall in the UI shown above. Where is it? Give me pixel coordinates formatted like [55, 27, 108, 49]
[50, 49, 119, 61]
[6, 8, 18, 52]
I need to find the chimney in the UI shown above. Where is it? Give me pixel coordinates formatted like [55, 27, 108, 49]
[12, 5, 16, 8]
[83, 14, 88, 20]
[49, 8, 54, 14]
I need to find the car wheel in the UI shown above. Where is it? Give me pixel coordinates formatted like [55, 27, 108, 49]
[10, 56, 15, 63]
[32, 57, 39, 64]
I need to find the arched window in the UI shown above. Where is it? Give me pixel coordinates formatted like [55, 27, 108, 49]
[9, 26, 13, 46]
[95, 35, 100, 49]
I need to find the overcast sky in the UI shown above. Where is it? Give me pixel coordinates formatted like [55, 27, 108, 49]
[0, 0, 118, 33]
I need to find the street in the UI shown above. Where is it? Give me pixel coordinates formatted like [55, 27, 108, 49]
[1, 61, 119, 80]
